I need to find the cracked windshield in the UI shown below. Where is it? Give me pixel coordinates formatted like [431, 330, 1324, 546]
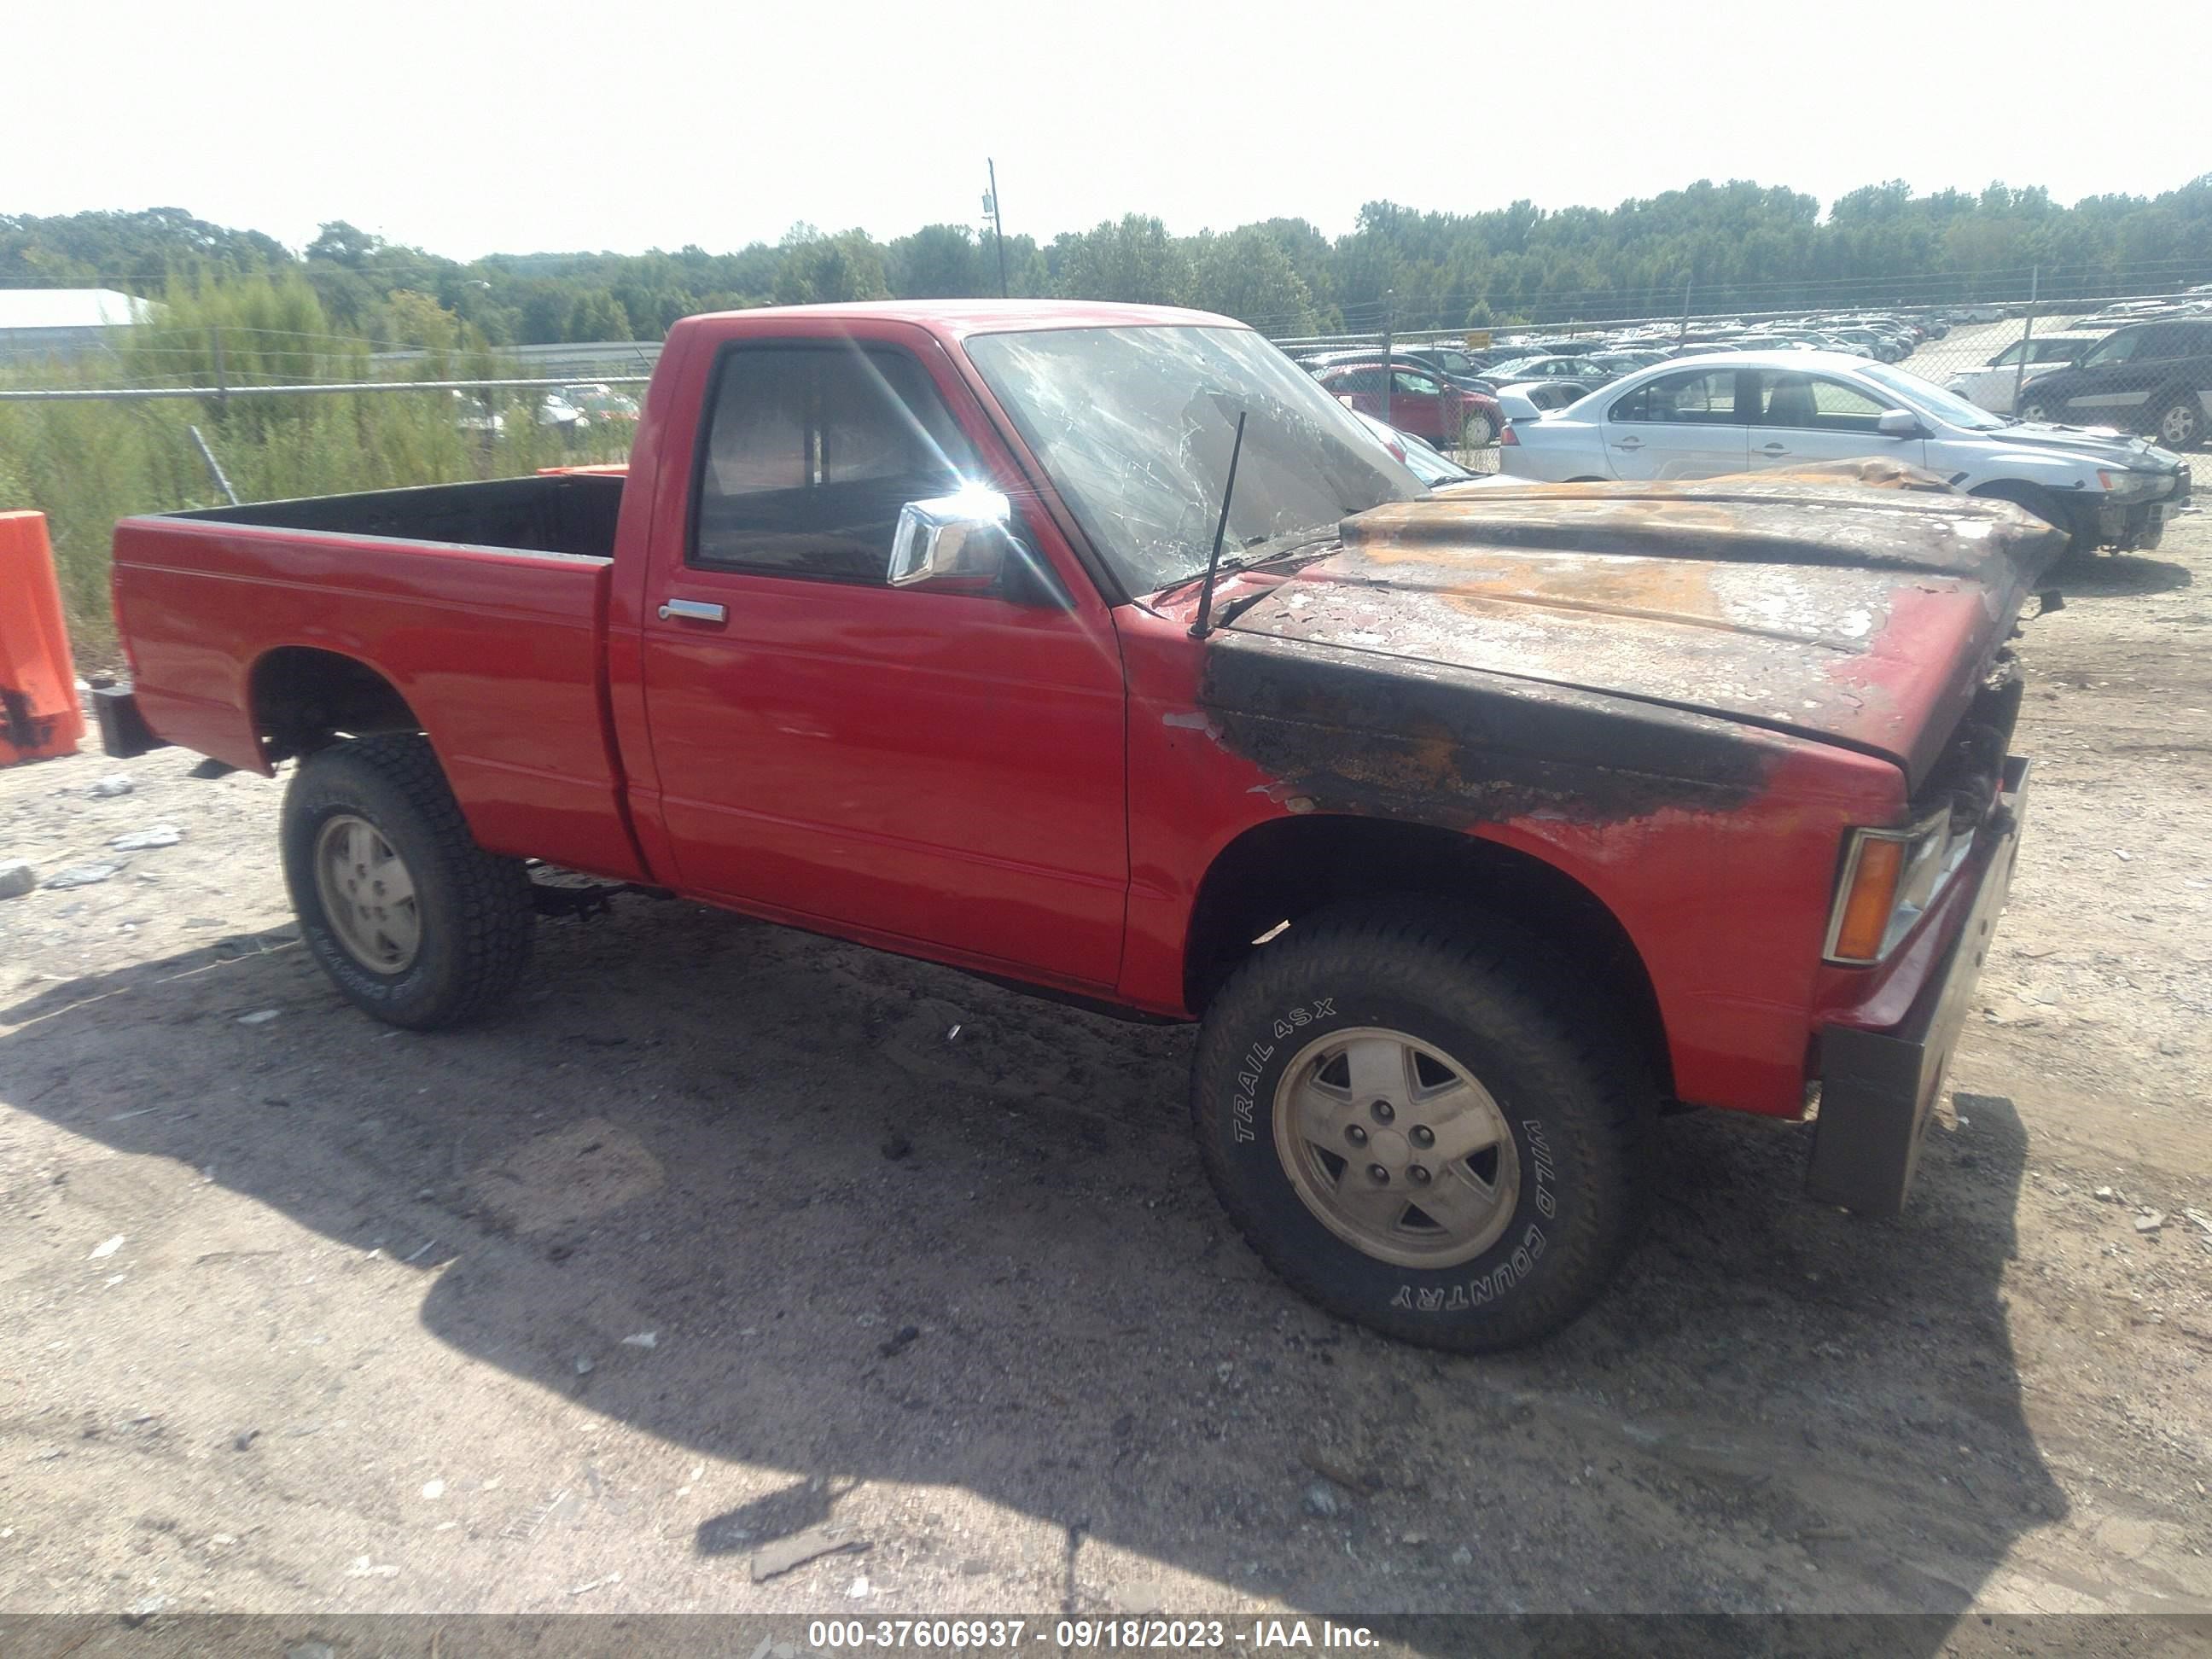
[966, 324, 1423, 595]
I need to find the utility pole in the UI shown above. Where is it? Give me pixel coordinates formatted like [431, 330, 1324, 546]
[984, 160, 1009, 298]
[2011, 265, 2040, 416]
[1677, 271, 1692, 349]
[1379, 288, 1394, 429]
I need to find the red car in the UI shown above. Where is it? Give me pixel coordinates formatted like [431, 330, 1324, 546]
[1314, 359, 1505, 447]
[100, 301, 2053, 1352]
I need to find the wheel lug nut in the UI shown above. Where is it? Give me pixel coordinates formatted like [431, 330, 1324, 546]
[1346, 1125, 1368, 1147]
[1367, 1164, 1390, 1185]
[1371, 1101, 1395, 1124]
[1411, 1126, 1435, 1149]
[1408, 1164, 1431, 1185]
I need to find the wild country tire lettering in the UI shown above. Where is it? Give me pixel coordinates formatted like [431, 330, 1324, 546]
[1392, 1118, 1555, 1313]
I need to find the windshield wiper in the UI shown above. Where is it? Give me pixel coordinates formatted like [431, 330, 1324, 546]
[1224, 528, 1342, 571]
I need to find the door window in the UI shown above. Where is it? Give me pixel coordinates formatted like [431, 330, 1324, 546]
[1609, 369, 1739, 424]
[1392, 370, 1443, 397]
[691, 344, 980, 582]
[2081, 329, 2147, 368]
[1755, 373, 1889, 434]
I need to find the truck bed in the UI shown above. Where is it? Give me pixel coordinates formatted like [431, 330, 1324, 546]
[110, 472, 646, 883]
[175, 474, 625, 560]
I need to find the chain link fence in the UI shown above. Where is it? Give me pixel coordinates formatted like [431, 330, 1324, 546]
[1271, 282, 2212, 474]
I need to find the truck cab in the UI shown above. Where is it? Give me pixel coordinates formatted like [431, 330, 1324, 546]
[103, 301, 2056, 1352]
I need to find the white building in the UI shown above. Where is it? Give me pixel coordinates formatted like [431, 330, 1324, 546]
[0, 288, 160, 361]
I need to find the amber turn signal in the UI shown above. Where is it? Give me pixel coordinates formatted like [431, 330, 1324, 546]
[1830, 835, 1906, 963]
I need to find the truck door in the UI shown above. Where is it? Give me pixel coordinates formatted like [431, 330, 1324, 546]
[634, 329, 1129, 989]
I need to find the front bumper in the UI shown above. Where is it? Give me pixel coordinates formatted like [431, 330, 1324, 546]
[1805, 755, 2029, 1215]
[2087, 463, 2190, 550]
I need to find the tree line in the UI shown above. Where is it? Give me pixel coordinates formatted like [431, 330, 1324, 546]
[5, 174, 2210, 356]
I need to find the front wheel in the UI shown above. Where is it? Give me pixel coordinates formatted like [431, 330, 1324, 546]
[1190, 904, 1654, 1352]
[1970, 479, 2087, 556]
[282, 734, 536, 1029]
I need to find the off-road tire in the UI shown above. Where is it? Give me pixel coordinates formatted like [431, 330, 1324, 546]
[1190, 903, 1654, 1352]
[282, 734, 534, 1029]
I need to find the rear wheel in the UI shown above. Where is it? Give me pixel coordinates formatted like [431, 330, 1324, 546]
[282, 734, 535, 1029]
[1190, 903, 1654, 1352]
[2152, 394, 2203, 451]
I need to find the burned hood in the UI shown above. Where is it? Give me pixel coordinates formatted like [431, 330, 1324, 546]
[1220, 473, 2066, 789]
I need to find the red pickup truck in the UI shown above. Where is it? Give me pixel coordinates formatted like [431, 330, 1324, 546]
[99, 300, 2054, 1351]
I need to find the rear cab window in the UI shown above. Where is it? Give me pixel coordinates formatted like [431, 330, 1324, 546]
[690, 343, 979, 584]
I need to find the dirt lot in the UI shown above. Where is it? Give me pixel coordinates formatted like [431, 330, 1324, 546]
[2, 512, 2209, 1636]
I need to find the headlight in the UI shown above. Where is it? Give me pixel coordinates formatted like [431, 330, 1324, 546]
[1822, 809, 1974, 964]
[2096, 469, 2162, 502]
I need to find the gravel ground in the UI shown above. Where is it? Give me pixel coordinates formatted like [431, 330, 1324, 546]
[1, 511, 2209, 1635]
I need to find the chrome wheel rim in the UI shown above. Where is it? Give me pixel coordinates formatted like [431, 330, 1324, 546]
[1272, 1026, 1521, 1268]
[2159, 405, 2197, 447]
[313, 814, 421, 975]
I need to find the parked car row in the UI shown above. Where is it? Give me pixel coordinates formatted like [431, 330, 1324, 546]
[1303, 289, 2212, 461]
[1939, 314, 2212, 447]
[449, 382, 643, 439]
[1309, 358, 1505, 448]
[1492, 349, 2191, 554]
[1292, 311, 1959, 441]
[2069, 295, 2212, 331]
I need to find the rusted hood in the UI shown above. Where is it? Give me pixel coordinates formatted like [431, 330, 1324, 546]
[1221, 475, 2065, 788]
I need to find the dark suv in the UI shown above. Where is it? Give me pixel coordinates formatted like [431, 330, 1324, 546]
[2017, 319, 2212, 450]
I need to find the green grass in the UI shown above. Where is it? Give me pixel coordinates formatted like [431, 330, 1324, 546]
[0, 273, 635, 655]
[0, 376, 633, 654]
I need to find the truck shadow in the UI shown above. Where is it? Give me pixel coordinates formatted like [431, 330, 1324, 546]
[0, 899, 2065, 1632]
[2053, 549, 2192, 598]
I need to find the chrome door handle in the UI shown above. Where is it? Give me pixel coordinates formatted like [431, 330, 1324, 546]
[658, 598, 727, 624]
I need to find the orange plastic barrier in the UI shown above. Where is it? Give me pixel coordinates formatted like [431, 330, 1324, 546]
[0, 511, 84, 765]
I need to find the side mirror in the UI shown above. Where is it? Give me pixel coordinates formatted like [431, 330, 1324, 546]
[888, 488, 1014, 591]
[1877, 408, 1923, 439]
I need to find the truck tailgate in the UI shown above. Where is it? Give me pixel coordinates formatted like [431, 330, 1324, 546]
[111, 516, 643, 882]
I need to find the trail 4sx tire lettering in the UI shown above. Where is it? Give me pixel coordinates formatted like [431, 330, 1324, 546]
[282, 733, 535, 1030]
[1191, 905, 1653, 1351]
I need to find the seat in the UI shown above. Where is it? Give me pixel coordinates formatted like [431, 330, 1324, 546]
[1765, 376, 1818, 427]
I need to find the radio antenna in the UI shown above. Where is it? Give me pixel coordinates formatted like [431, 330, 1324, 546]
[1189, 410, 1248, 641]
